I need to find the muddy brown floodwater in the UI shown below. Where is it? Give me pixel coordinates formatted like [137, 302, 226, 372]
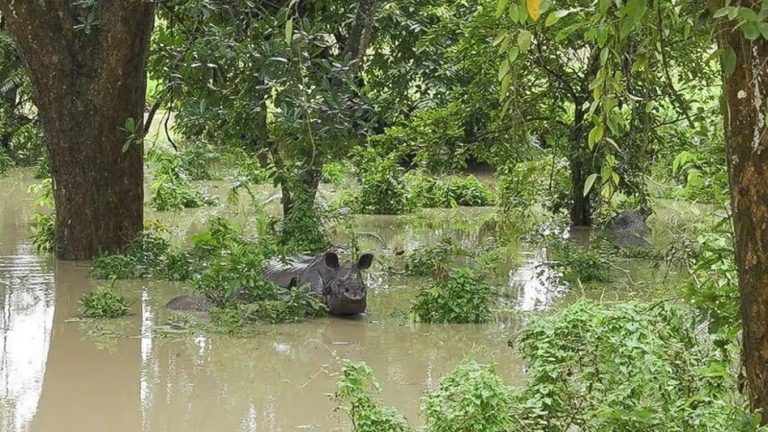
[0, 170, 674, 431]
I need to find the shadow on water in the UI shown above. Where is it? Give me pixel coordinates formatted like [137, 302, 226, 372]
[0, 171, 672, 431]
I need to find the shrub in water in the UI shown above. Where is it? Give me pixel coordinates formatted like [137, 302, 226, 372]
[509, 301, 761, 431]
[548, 239, 613, 284]
[80, 285, 130, 318]
[179, 140, 218, 180]
[91, 231, 173, 279]
[423, 362, 513, 432]
[406, 171, 493, 208]
[404, 237, 470, 276]
[333, 359, 413, 432]
[0, 147, 12, 175]
[148, 150, 215, 211]
[351, 148, 411, 215]
[411, 267, 495, 323]
[31, 212, 54, 253]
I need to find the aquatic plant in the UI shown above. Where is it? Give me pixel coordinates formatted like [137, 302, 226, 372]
[179, 140, 218, 180]
[333, 359, 413, 432]
[80, 285, 130, 318]
[411, 267, 495, 324]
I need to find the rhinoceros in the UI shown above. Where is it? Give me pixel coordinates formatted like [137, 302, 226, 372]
[604, 210, 652, 248]
[165, 251, 374, 316]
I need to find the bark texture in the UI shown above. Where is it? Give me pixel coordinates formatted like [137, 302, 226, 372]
[0, 1, 155, 259]
[718, 0, 768, 420]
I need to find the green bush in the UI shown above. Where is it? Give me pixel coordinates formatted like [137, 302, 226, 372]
[148, 150, 215, 211]
[0, 147, 12, 175]
[10, 122, 45, 167]
[423, 362, 513, 432]
[350, 147, 411, 215]
[322, 160, 349, 184]
[404, 237, 470, 276]
[496, 157, 570, 215]
[548, 240, 613, 284]
[31, 212, 54, 253]
[411, 267, 495, 323]
[179, 140, 218, 180]
[510, 300, 761, 431]
[333, 359, 413, 432]
[80, 285, 130, 318]
[405, 171, 493, 208]
[91, 231, 173, 279]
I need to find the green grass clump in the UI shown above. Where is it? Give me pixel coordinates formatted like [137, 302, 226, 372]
[80, 285, 130, 318]
[406, 171, 493, 208]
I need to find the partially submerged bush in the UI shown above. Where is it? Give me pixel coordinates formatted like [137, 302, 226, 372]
[423, 362, 513, 432]
[31, 212, 54, 253]
[406, 171, 493, 208]
[510, 301, 759, 431]
[411, 267, 495, 323]
[91, 231, 174, 279]
[0, 147, 12, 175]
[548, 240, 613, 284]
[28, 178, 55, 253]
[333, 359, 413, 432]
[497, 156, 570, 215]
[404, 236, 471, 276]
[148, 150, 215, 211]
[80, 285, 130, 318]
[179, 140, 218, 180]
[349, 148, 411, 215]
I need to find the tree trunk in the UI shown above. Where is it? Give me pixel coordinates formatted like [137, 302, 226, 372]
[569, 107, 592, 226]
[718, 2, 768, 420]
[0, 1, 155, 260]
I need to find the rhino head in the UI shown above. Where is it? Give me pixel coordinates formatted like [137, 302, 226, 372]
[317, 252, 374, 316]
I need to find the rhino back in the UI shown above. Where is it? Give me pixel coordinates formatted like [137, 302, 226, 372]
[262, 254, 321, 288]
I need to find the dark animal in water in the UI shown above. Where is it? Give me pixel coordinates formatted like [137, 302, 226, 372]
[605, 210, 652, 248]
[165, 251, 374, 316]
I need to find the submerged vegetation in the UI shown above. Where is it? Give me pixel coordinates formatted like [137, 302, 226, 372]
[338, 300, 761, 432]
[80, 285, 130, 319]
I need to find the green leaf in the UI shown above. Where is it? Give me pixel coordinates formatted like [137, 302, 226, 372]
[713, 7, 730, 18]
[599, 0, 610, 15]
[508, 46, 520, 63]
[499, 73, 512, 100]
[495, 0, 509, 19]
[588, 124, 604, 149]
[584, 174, 598, 197]
[499, 59, 510, 81]
[545, 12, 559, 26]
[284, 18, 293, 44]
[742, 21, 762, 40]
[518, 30, 533, 51]
[723, 46, 737, 77]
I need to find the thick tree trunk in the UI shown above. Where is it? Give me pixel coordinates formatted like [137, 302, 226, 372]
[569, 108, 592, 226]
[0, 1, 155, 259]
[718, 1, 768, 420]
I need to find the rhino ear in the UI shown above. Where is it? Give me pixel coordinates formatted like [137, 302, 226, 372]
[323, 251, 340, 269]
[356, 253, 374, 270]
